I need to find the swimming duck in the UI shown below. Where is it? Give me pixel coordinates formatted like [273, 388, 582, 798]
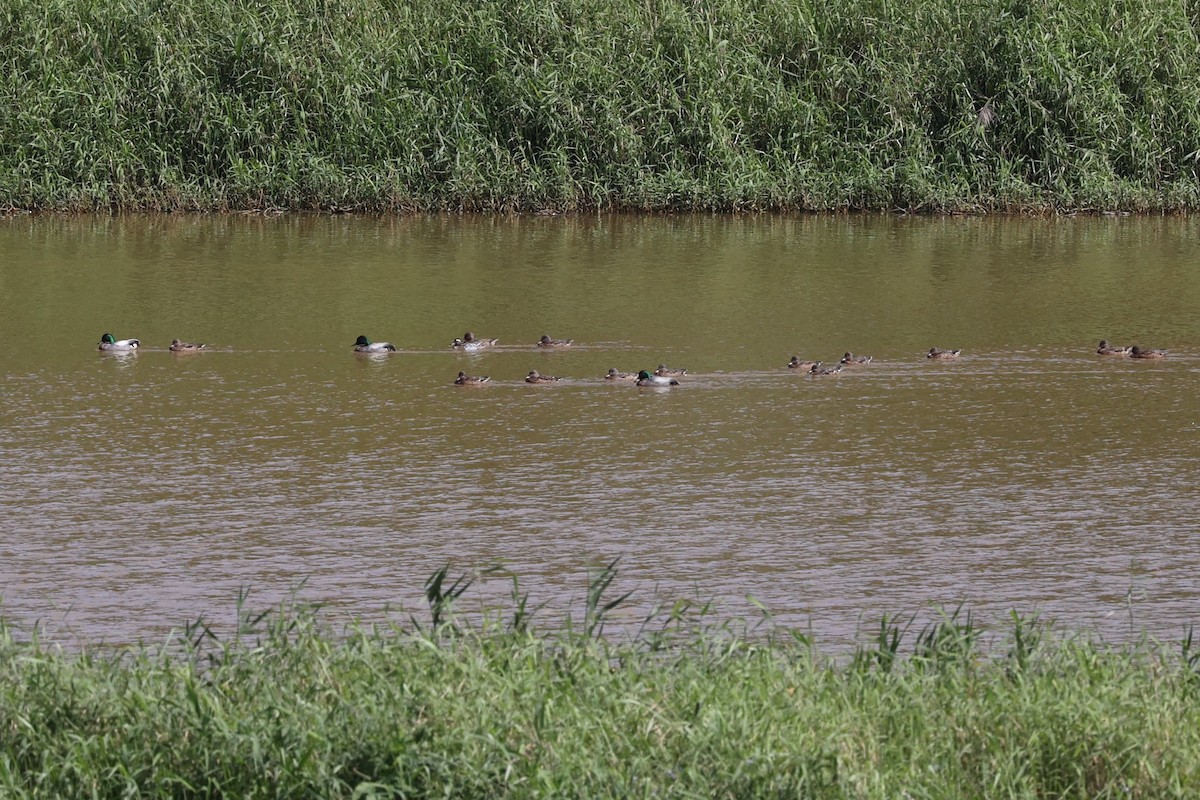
[353, 335, 396, 353]
[1096, 340, 1131, 356]
[525, 370, 561, 384]
[454, 371, 490, 386]
[452, 331, 498, 351]
[654, 364, 688, 377]
[840, 352, 872, 365]
[538, 334, 574, 348]
[810, 363, 843, 376]
[1129, 346, 1167, 359]
[605, 368, 638, 381]
[98, 333, 140, 351]
[170, 339, 208, 352]
[788, 356, 820, 370]
[637, 370, 678, 387]
[927, 347, 962, 360]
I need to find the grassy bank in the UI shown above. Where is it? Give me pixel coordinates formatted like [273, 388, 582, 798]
[2, 569, 1200, 797]
[2, 0, 1199, 213]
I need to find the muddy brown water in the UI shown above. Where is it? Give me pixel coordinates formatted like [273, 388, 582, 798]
[1, 214, 1198, 649]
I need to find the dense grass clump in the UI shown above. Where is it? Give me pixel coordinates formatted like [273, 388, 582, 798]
[2, 0, 1199, 212]
[2, 569, 1200, 797]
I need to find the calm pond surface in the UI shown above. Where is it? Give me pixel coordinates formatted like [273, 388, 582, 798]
[1, 213, 1198, 650]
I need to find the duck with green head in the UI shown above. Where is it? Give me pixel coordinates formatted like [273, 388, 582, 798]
[353, 335, 396, 353]
[637, 370, 678, 387]
[98, 333, 140, 351]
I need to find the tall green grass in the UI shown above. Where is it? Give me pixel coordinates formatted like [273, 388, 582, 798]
[2, 567, 1199, 797]
[3, 0, 1200, 212]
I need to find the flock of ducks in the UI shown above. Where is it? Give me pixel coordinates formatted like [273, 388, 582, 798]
[97, 330, 680, 386]
[781, 347, 961, 376]
[1095, 340, 1167, 359]
[98, 333, 207, 353]
[445, 330, 686, 386]
[98, 333, 1170, 385]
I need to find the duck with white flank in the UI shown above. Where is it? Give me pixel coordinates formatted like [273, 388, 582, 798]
[353, 335, 396, 353]
[98, 333, 139, 351]
[637, 370, 679, 387]
[452, 331, 498, 351]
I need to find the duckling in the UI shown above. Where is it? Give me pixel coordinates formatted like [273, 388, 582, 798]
[810, 363, 843, 376]
[788, 356, 820, 370]
[840, 352, 872, 365]
[1129, 346, 1167, 359]
[537, 334, 573, 348]
[451, 331, 498, 351]
[454, 371, 490, 386]
[927, 347, 962, 360]
[525, 370, 561, 384]
[98, 333, 140, 351]
[605, 368, 638, 381]
[169, 339, 208, 352]
[636, 370, 679, 387]
[1096, 340, 1131, 356]
[352, 335, 396, 353]
[654, 364, 688, 377]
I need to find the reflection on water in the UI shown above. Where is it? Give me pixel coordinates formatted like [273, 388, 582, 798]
[1, 214, 1198, 649]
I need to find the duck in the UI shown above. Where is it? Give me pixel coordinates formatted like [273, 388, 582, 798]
[452, 331, 498, 351]
[525, 370, 560, 384]
[454, 371, 490, 386]
[840, 352, 872, 365]
[98, 333, 140, 351]
[169, 339, 208, 352]
[810, 363, 843, 376]
[353, 335, 396, 353]
[605, 368, 638, 381]
[537, 334, 573, 348]
[927, 347, 962, 360]
[1129, 346, 1167, 359]
[788, 356, 820, 370]
[654, 364, 688, 377]
[1096, 340, 1131, 356]
[637, 370, 678, 387]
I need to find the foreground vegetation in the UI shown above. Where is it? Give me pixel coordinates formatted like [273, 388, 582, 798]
[2, 568, 1200, 798]
[3, 0, 1200, 212]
